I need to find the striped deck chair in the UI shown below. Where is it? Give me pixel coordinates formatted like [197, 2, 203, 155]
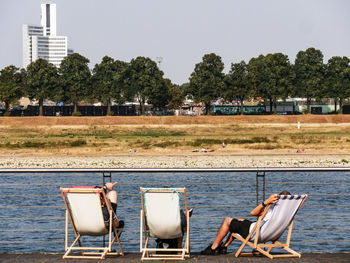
[233, 194, 308, 259]
[140, 187, 190, 260]
[60, 187, 124, 259]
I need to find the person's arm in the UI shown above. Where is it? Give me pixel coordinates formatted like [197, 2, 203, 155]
[250, 194, 279, 217]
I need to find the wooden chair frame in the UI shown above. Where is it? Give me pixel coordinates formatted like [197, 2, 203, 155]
[60, 187, 124, 259]
[233, 194, 308, 259]
[140, 187, 191, 260]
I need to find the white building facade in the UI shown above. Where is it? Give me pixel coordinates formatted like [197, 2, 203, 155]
[23, 3, 71, 68]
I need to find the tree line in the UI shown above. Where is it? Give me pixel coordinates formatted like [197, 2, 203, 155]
[1, 47, 350, 116]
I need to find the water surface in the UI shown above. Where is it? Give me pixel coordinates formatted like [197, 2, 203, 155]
[0, 171, 349, 253]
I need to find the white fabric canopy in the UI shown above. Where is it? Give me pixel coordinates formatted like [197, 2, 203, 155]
[67, 193, 108, 236]
[144, 191, 182, 239]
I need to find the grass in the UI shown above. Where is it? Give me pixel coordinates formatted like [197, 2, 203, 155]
[1, 116, 350, 155]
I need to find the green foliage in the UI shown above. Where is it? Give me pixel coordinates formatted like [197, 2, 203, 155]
[188, 53, 225, 114]
[147, 77, 171, 110]
[59, 53, 91, 112]
[168, 83, 185, 110]
[72, 111, 82, 116]
[131, 130, 185, 137]
[294, 47, 325, 113]
[0, 65, 24, 114]
[264, 53, 294, 114]
[247, 53, 294, 114]
[25, 59, 59, 116]
[70, 139, 86, 147]
[224, 61, 250, 115]
[325, 56, 350, 113]
[1, 48, 350, 116]
[92, 56, 128, 115]
[125, 56, 166, 114]
[248, 55, 268, 99]
[189, 137, 271, 146]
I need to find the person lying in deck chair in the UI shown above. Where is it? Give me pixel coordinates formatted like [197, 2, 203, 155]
[201, 190, 290, 255]
[156, 208, 193, 251]
[101, 182, 124, 231]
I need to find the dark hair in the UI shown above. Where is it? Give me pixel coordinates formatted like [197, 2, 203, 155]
[279, 190, 291, 195]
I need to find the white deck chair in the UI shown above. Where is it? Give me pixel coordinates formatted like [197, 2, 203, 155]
[140, 187, 190, 260]
[60, 187, 124, 259]
[233, 194, 308, 259]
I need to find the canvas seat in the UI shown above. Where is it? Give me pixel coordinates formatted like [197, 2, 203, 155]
[60, 187, 124, 259]
[233, 194, 308, 259]
[140, 187, 191, 260]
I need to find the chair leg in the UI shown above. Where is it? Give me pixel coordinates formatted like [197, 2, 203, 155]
[63, 234, 81, 259]
[283, 247, 301, 258]
[255, 247, 274, 259]
[233, 234, 249, 258]
[115, 231, 124, 256]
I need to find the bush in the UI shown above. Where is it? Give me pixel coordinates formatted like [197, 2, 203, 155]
[72, 111, 82, 116]
[3, 112, 11, 117]
[70, 139, 86, 147]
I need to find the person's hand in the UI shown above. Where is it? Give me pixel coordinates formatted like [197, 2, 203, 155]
[105, 182, 118, 191]
[264, 194, 279, 205]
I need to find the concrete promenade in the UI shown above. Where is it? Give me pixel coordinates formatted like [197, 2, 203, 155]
[1, 253, 349, 263]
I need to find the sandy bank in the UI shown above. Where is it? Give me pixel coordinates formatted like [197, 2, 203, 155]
[1, 154, 350, 168]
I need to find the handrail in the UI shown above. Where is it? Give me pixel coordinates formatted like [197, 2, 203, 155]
[0, 167, 350, 173]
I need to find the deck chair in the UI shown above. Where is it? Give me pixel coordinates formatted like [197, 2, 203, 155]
[233, 194, 308, 259]
[140, 187, 190, 260]
[60, 187, 124, 259]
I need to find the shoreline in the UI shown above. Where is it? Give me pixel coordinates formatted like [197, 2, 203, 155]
[2, 154, 350, 168]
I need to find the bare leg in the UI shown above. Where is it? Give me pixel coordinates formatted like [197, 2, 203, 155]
[223, 217, 245, 247]
[224, 234, 235, 247]
[211, 217, 233, 249]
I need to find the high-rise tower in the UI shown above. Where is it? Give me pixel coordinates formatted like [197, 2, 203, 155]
[23, 3, 72, 68]
[41, 3, 57, 36]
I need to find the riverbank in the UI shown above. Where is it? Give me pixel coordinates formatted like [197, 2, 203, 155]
[1, 154, 350, 168]
[2, 115, 350, 168]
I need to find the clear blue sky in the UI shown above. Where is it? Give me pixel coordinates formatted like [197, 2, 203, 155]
[1, 0, 349, 84]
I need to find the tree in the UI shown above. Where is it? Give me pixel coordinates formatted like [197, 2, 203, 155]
[59, 53, 91, 113]
[147, 78, 170, 111]
[325, 56, 350, 113]
[167, 81, 185, 112]
[92, 56, 127, 115]
[264, 53, 294, 114]
[294, 48, 325, 114]
[188, 53, 225, 114]
[224, 61, 250, 115]
[0, 65, 24, 115]
[127, 56, 164, 115]
[25, 59, 59, 116]
[247, 55, 271, 111]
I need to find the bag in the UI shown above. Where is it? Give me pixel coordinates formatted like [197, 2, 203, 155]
[155, 238, 178, 254]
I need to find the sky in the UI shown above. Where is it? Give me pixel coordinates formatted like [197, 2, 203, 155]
[1, 0, 350, 84]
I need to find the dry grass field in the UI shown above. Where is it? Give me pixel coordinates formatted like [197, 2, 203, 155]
[1, 115, 350, 157]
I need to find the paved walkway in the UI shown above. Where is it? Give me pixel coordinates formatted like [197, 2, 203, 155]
[1, 253, 349, 263]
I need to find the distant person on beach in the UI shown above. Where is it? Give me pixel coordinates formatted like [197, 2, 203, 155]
[201, 190, 291, 255]
[100, 182, 124, 231]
